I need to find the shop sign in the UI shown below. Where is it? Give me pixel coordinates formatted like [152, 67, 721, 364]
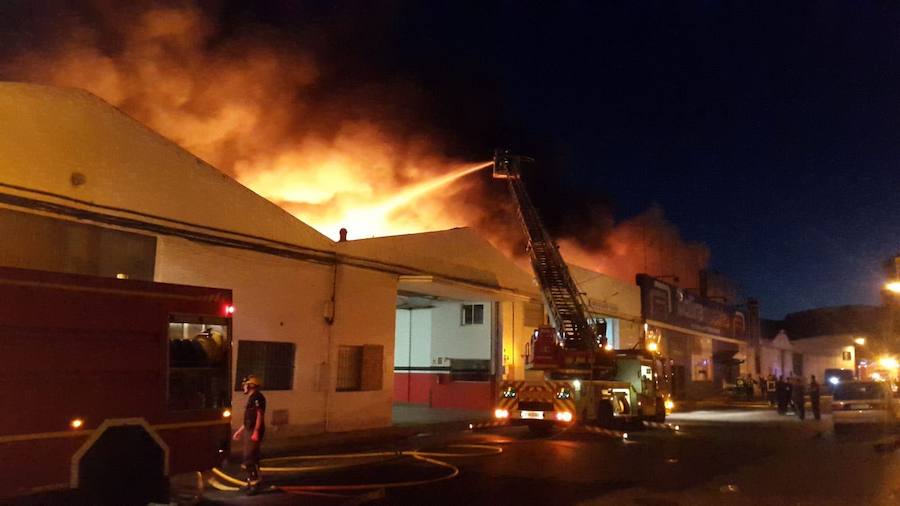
[637, 275, 748, 340]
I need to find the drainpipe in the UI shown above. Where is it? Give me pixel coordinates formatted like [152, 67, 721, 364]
[407, 308, 413, 403]
[322, 262, 338, 433]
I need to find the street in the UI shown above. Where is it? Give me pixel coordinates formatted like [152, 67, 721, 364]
[197, 408, 900, 506]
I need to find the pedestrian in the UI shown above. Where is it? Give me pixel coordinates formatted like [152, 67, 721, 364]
[809, 375, 821, 421]
[766, 374, 776, 407]
[745, 374, 754, 400]
[785, 375, 794, 413]
[792, 376, 806, 420]
[776, 375, 787, 414]
[232, 374, 266, 494]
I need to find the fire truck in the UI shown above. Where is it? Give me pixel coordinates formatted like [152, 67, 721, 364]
[492, 150, 671, 432]
[0, 267, 233, 504]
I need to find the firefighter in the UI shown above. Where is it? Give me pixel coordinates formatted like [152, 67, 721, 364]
[775, 376, 788, 414]
[232, 374, 266, 494]
[792, 375, 806, 420]
[808, 375, 821, 421]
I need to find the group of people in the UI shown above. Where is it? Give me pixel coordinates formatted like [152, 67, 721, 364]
[734, 373, 822, 420]
[770, 374, 822, 420]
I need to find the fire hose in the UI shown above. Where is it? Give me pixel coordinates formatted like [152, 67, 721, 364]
[209, 444, 502, 493]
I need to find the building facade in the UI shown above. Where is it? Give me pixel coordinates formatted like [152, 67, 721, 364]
[636, 274, 752, 399]
[764, 305, 882, 384]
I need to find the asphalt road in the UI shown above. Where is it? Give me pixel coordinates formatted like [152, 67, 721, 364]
[200, 409, 900, 506]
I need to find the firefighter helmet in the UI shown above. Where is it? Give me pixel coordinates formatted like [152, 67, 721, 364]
[242, 374, 261, 388]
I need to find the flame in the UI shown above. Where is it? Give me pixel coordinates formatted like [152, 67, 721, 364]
[262, 160, 491, 240]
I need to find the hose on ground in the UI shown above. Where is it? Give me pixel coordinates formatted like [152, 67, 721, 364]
[210, 444, 501, 493]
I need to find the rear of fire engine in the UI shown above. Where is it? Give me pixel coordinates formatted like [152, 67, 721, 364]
[491, 151, 671, 432]
[0, 267, 233, 504]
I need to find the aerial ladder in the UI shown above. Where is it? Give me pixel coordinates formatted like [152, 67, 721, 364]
[492, 149, 671, 430]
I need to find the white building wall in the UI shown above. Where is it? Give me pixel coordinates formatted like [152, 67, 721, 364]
[792, 335, 856, 382]
[803, 352, 854, 383]
[155, 236, 397, 435]
[430, 300, 492, 363]
[394, 308, 432, 368]
[326, 264, 397, 432]
[760, 347, 793, 377]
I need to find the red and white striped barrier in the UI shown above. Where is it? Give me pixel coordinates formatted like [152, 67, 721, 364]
[642, 421, 680, 431]
[468, 421, 508, 430]
[582, 425, 627, 438]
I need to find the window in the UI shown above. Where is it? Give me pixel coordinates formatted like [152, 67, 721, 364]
[234, 341, 295, 391]
[461, 304, 485, 325]
[450, 358, 491, 382]
[168, 319, 230, 411]
[337, 345, 384, 392]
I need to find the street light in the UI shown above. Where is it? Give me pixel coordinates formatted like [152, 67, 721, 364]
[886, 281, 900, 294]
[854, 337, 866, 346]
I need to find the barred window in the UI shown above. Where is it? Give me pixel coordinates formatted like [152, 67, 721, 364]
[461, 304, 484, 325]
[234, 341, 295, 391]
[337, 345, 383, 392]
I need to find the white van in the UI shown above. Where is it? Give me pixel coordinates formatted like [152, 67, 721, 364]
[832, 381, 900, 432]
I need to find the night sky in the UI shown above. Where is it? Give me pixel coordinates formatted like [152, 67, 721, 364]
[5, 1, 900, 318]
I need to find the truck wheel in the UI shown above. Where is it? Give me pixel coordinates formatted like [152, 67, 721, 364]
[654, 398, 666, 423]
[596, 401, 615, 428]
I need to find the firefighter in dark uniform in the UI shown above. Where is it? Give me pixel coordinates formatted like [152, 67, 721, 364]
[232, 374, 266, 494]
[808, 375, 821, 420]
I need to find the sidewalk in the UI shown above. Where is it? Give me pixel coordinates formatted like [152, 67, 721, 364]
[676, 397, 772, 412]
[258, 404, 493, 458]
[675, 395, 834, 413]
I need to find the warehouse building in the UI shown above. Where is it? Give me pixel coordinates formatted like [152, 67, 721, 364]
[0, 82, 398, 436]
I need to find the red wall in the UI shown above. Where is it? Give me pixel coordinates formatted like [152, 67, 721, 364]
[393, 372, 494, 410]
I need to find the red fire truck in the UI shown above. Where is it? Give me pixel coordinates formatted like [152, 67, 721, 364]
[0, 267, 233, 504]
[492, 150, 671, 432]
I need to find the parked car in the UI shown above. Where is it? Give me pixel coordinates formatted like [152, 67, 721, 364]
[832, 381, 900, 432]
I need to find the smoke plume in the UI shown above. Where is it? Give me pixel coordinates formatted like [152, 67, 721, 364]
[1, 1, 709, 287]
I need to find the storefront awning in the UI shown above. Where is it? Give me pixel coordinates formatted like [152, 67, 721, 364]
[713, 350, 745, 365]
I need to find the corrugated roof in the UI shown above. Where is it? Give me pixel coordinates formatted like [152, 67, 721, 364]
[0, 82, 334, 252]
[336, 227, 538, 296]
